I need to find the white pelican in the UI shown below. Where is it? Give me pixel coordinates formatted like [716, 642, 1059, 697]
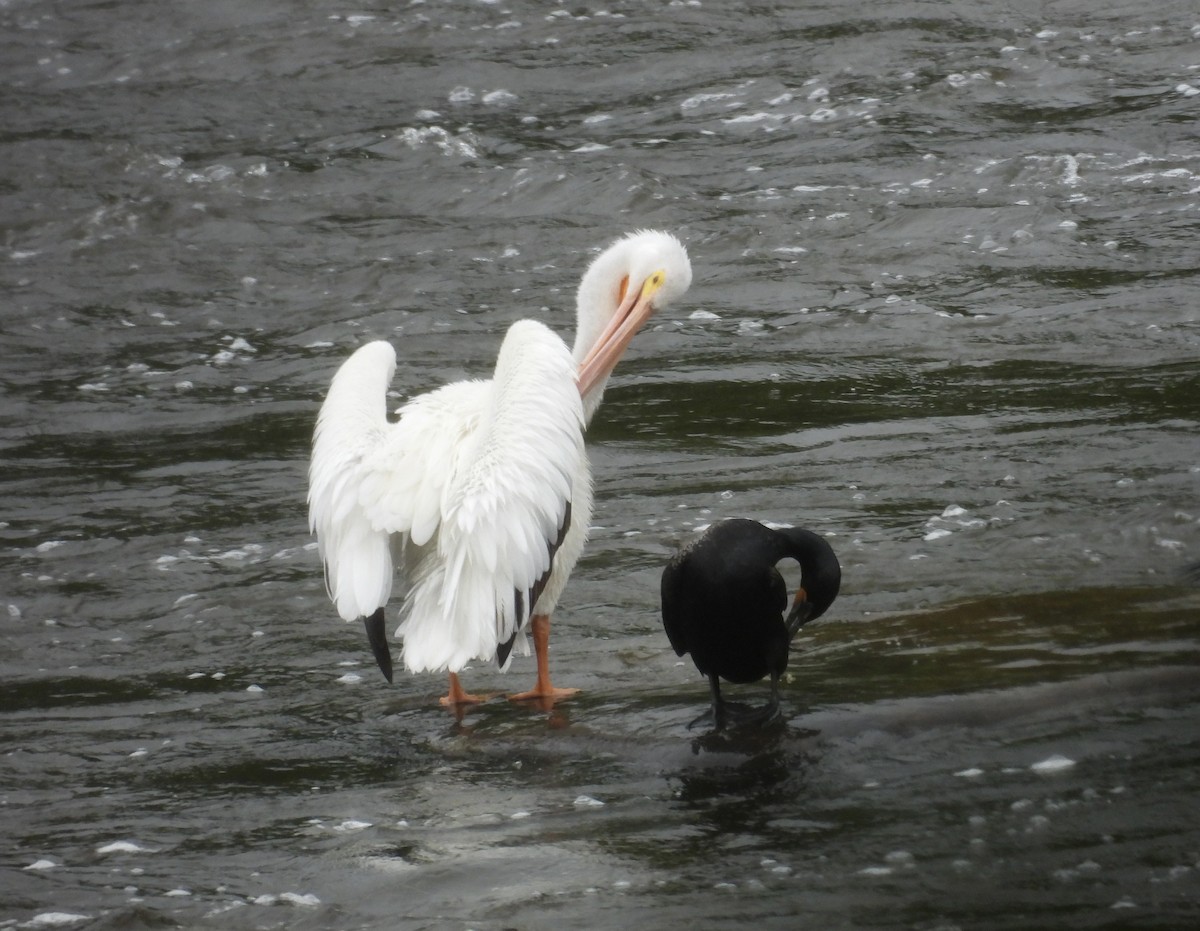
[307, 230, 692, 706]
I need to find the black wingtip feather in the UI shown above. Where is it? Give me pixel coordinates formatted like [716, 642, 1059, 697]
[496, 631, 518, 668]
[363, 608, 394, 683]
[495, 500, 574, 669]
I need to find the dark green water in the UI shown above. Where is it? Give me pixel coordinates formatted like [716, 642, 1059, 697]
[3, 1, 1199, 928]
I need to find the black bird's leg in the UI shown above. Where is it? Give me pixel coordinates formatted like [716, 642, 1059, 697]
[763, 672, 782, 722]
[690, 675, 785, 730]
[688, 674, 726, 730]
[709, 674, 726, 727]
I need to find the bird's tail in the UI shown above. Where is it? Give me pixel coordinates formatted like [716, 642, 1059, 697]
[398, 548, 518, 674]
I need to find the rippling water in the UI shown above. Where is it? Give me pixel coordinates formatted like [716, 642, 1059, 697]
[3, 0, 1199, 928]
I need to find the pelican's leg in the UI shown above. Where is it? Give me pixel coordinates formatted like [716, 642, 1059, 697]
[439, 672, 487, 708]
[508, 614, 580, 706]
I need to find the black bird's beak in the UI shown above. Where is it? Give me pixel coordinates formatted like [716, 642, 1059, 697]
[785, 589, 814, 639]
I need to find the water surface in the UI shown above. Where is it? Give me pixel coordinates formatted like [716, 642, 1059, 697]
[3, 1, 1199, 928]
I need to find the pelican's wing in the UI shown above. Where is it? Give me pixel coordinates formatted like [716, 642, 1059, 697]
[307, 341, 488, 623]
[357, 379, 490, 547]
[307, 341, 400, 623]
[399, 320, 586, 673]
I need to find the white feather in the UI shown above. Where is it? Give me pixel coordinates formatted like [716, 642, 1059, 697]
[307, 341, 397, 622]
[402, 321, 584, 672]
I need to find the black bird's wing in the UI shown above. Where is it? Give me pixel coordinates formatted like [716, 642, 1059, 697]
[660, 554, 691, 657]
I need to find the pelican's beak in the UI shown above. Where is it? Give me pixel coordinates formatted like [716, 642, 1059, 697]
[577, 271, 666, 398]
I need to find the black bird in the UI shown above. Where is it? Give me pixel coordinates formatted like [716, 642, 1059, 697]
[661, 518, 841, 727]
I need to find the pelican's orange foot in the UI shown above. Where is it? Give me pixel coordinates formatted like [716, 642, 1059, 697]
[439, 672, 490, 707]
[507, 684, 580, 707]
[438, 692, 489, 707]
[508, 613, 578, 708]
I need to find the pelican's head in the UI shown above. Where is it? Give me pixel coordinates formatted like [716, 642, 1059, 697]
[574, 229, 692, 412]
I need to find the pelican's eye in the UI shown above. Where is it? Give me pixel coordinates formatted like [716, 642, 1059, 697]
[642, 269, 667, 298]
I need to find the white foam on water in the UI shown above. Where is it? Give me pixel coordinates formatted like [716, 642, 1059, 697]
[397, 125, 479, 158]
[96, 840, 154, 855]
[680, 92, 740, 111]
[722, 112, 780, 125]
[26, 915, 91, 928]
[1032, 754, 1076, 773]
[279, 892, 321, 907]
[204, 901, 247, 919]
[1026, 814, 1051, 832]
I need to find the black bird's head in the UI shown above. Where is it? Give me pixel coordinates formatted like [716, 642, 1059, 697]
[778, 527, 842, 638]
